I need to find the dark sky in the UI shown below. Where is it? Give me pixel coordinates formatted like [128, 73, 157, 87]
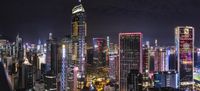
[1, 0, 200, 46]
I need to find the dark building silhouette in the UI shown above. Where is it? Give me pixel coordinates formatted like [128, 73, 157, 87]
[127, 69, 142, 91]
[44, 73, 57, 91]
[46, 33, 58, 75]
[0, 61, 12, 91]
[15, 35, 25, 90]
[22, 60, 33, 90]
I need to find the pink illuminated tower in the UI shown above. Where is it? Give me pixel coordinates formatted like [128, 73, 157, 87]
[119, 32, 142, 91]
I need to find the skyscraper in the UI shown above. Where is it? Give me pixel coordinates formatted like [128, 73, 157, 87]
[175, 26, 194, 90]
[60, 36, 72, 91]
[22, 59, 33, 91]
[109, 43, 118, 80]
[46, 33, 58, 75]
[142, 45, 150, 73]
[71, 1, 87, 90]
[119, 32, 142, 91]
[154, 47, 166, 72]
[15, 34, 24, 90]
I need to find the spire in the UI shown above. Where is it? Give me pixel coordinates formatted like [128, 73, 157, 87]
[49, 33, 53, 40]
[38, 39, 41, 45]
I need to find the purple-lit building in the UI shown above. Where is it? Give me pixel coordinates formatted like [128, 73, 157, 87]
[175, 26, 194, 90]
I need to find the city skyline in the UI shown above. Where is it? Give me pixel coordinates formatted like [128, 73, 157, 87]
[1, 0, 200, 46]
[1, 1, 200, 90]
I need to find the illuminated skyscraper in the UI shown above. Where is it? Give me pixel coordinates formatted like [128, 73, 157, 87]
[60, 36, 72, 91]
[109, 43, 118, 80]
[119, 32, 142, 91]
[154, 47, 166, 72]
[142, 45, 150, 73]
[71, 1, 87, 90]
[166, 46, 177, 71]
[175, 26, 194, 90]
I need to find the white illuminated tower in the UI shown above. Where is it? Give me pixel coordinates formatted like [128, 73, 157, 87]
[71, 0, 86, 90]
[175, 26, 194, 90]
[60, 37, 72, 91]
[61, 44, 67, 91]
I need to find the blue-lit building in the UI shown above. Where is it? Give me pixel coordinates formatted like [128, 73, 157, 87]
[154, 71, 179, 89]
[60, 36, 72, 91]
[194, 48, 200, 85]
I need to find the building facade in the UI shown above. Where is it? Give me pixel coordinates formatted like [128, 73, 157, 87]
[119, 32, 142, 91]
[154, 71, 179, 89]
[175, 26, 194, 90]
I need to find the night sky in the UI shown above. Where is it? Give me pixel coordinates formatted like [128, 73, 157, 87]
[1, 0, 200, 46]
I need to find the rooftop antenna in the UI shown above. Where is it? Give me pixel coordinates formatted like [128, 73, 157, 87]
[155, 39, 158, 47]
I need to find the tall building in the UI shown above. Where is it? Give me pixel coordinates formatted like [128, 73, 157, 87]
[71, 1, 87, 90]
[60, 36, 72, 91]
[119, 32, 142, 91]
[46, 33, 58, 75]
[109, 43, 118, 80]
[175, 26, 194, 90]
[60, 44, 67, 91]
[166, 46, 177, 71]
[22, 59, 33, 90]
[154, 47, 166, 72]
[194, 48, 200, 85]
[93, 38, 107, 66]
[15, 34, 24, 90]
[142, 45, 150, 73]
[149, 47, 155, 74]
